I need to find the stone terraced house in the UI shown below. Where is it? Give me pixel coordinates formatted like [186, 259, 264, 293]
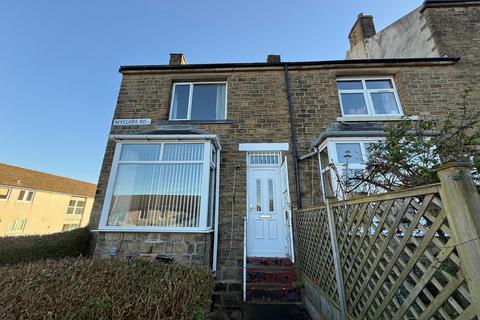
[89, 0, 479, 317]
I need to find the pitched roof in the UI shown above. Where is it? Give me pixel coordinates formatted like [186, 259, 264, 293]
[0, 163, 96, 197]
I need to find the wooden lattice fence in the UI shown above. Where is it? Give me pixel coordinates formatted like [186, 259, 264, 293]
[294, 163, 480, 320]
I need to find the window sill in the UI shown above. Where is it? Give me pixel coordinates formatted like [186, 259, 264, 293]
[159, 119, 234, 125]
[92, 228, 214, 233]
[336, 115, 419, 122]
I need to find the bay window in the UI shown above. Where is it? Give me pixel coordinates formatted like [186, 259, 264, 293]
[318, 138, 377, 199]
[336, 77, 403, 117]
[100, 140, 217, 232]
[170, 82, 227, 120]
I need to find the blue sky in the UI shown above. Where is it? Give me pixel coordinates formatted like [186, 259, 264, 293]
[0, 0, 420, 183]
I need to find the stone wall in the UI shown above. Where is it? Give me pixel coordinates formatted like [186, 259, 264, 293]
[94, 232, 212, 265]
[89, 58, 476, 312]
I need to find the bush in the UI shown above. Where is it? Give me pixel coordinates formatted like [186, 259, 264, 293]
[0, 258, 214, 320]
[0, 227, 90, 265]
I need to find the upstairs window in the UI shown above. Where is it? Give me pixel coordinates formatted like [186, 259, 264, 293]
[67, 197, 86, 215]
[0, 187, 11, 200]
[336, 78, 403, 116]
[17, 190, 35, 202]
[170, 82, 227, 120]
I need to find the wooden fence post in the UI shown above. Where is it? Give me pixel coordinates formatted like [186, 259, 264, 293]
[326, 198, 347, 319]
[436, 162, 480, 316]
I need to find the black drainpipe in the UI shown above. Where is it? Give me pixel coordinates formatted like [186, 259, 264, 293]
[283, 64, 302, 209]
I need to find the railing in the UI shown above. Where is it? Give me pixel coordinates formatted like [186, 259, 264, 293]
[294, 163, 480, 320]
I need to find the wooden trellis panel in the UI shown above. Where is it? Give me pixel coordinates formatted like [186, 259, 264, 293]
[294, 182, 479, 320]
[294, 207, 339, 305]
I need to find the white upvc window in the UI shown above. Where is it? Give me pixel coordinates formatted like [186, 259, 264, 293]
[170, 82, 227, 120]
[17, 190, 35, 202]
[336, 77, 403, 117]
[99, 140, 217, 232]
[318, 138, 379, 199]
[7, 219, 26, 234]
[67, 197, 86, 215]
[0, 186, 11, 201]
[62, 223, 80, 231]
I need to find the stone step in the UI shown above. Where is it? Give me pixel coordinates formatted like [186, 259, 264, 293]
[247, 267, 297, 284]
[246, 257, 294, 268]
[244, 302, 311, 320]
[246, 283, 302, 303]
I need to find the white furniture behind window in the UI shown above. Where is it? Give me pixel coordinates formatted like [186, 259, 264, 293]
[99, 140, 217, 232]
[336, 77, 403, 117]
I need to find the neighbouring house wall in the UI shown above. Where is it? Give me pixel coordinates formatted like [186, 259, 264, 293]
[422, 3, 480, 101]
[346, 8, 439, 59]
[0, 188, 93, 236]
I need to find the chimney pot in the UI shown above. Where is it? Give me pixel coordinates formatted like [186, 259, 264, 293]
[169, 53, 187, 65]
[266, 54, 281, 63]
[348, 14, 376, 49]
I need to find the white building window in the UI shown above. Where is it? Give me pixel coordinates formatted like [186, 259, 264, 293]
[62, 223, 80, 231]
[248, 151, 281, 166]
[17, 190, 35, 202]
[0, 187, 11, 201]
[318, 138, 378, 199]
[170, 82, 227, 120]
[99, 140, 217, 232]
[7, 219, 26, 234]
[336, 77, 403, 117]
[67, 197, 86, 215]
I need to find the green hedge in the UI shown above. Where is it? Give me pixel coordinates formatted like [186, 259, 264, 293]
[0, 258, 214, 320]
[0, 227, 90, 265]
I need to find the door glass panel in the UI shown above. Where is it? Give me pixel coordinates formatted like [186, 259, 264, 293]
[255, 179, 262, 212]
[268, 179, 274, 212]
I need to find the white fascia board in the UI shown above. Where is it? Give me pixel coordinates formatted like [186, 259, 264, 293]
[109, 134, 221, 150]
[238, 143, 289, 152]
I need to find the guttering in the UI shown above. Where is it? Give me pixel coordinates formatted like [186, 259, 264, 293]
[212, 149, 221, 272]
[119, 57, 459, 73]
[299, 148, 318, 161]
[109, 134, 221, 150]
[284, 64, 303, 209]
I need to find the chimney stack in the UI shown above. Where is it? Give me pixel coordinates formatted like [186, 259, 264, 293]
[266, 54, 281, 63]
[348, 13, 376, 48]
[169, 53, 187, 65]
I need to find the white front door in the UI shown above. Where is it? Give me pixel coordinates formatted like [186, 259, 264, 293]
[247, 167, 286, 257]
